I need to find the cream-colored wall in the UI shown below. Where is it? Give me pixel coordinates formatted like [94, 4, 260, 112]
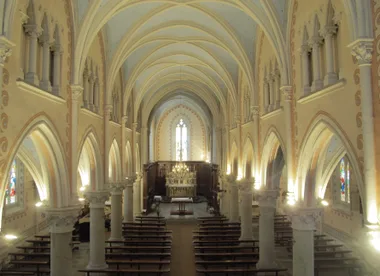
[156, 104, 206, 161]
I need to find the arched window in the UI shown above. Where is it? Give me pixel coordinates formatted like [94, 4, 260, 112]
[5, 159, 17, 205]
[176, 119, 188, 161]
[339, 157, 350, 203]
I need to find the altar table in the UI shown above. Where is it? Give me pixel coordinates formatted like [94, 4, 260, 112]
[171, 197, 193, 216]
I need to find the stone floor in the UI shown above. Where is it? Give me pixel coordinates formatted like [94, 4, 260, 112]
[72, 202, 213, 275]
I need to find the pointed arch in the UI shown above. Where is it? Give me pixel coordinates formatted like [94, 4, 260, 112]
[77, 127, 103, 191]
[109, 139, 122, 181]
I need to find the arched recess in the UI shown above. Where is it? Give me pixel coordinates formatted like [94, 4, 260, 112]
[230, 140, 238, 176]
[296, 114, 364, 214]
[0, 115, 69, 229]
[109, 139, 122, 182]
[125, 141, 133, 176]
[260, 128, 286, 190]
[242, 136, 254, 179]
[77, 130, 103, 191]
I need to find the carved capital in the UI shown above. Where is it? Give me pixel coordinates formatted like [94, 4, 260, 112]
[350, 39, 373, 66]
[320, 25, 337, 38]
[0, 36, 14, 64]
[280, 86, 293, 101]
[299, 44, 310, 54]
[70, 85, 83, 101]
[108, 182, 126, 195]
[256, 189, 279, 208]
[45, 206, 81, 234]
[132, 122, 138, 130]
[250, 106, 259, 117]
[24, 24, 43, 37]
[286, 206, 323, 231]
[309, 35, 323, 47]
[84, 190, 110, 208]
[122, 115, 128, 125]
[238, 178, 254, 193]
[104, 104, 113, 116]
[226, 174, 237, 185]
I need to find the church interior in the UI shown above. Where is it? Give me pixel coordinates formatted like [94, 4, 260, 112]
[0, 0, 378, 275]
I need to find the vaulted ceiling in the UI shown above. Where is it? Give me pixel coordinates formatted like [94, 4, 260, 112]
[74, 0, 289, 123]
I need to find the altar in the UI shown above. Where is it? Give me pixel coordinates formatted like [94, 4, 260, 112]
[166, 163, 197, 197]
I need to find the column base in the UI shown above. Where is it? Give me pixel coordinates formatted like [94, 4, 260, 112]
[324, 73, 338, 86]
[40, 80, 52, 92]
[25, 72, 39, 86]
[311, 79, 323, 92]
[52, 86, 60, 96]
[86, 263, 108, 270]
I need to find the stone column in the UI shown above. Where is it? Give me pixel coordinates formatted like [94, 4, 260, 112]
[82, 69, 89, 109]
[351, 39, 378, 224]
[219, 174, 229, 216]
[132, 122, 138, 172]
[251, 106, 260, 186]
[121, 116, 128, 178]
[25, 25, 41, 86]
[52, 44, 61, 96]
[215, 127, 222, 165]
[239, 178, 254, 241]
[269, 75, 275, 111]
[84, 191, 110, 270]
[40, 34, 51, 91]
[104, 105, 113, 181]
[46, 207, 79, 276]
[264, 78, 269, 113]
[310, 36, 323, 91]
[89, 74, 95, 111]
[228, 175, 239, 222]
[70, 86, 83, 204]
[123, 178, 134, 222]
[274, 70, 281, 109]
[108, 183, 125, 241]
[300, 44, 311, 95]
[280, 86, 295, 202]
[287, 207, 322, 276]
[256, 189, 279, 269]
[133, 173, 142, 217]
[94, 79, 100, 113]
[224, 123, 230, 172]
[322, 26, 338, 85]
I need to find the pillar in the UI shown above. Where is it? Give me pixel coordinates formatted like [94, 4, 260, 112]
[287, 207, 322, 276]
[123, 178, 134, 222]
[121, 116, 128, 178]
[46, 207, 80, 276]
[228, 174, 239, 222]
[219, 174, 229, 216]
[108, 182, 125, 241]
[351, 39, 377, 224]
[251, 106, 260, 187]
[94, 80, 100, 113]
[104, 105, 113, 181]
[25, 25, 41, 86]
[264, 78, 269, 113]
[84, 191, 110, 270]
[239, 178, 254, 241]
[215, 127, 222, 165]
[322, 26, 338, 85]
[224, 123, 230, 172]
[52, 44, 61, 95]
[40, 34, 51, 91]
[70, 86, 83, 204]
[269, 75, 275, 111]
[280, 86, 295, 202]
[83, 70, 89, 109]
[89, 74, 95, 111]
[300, 44, 311, 95]
[133, 173, 142, 217]
[310, 36, 323, 91]
[274, 70, 281, 109]
[256, 189, 279, 269]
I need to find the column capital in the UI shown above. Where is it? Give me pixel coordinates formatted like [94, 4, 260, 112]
[104, 104, 113, 114]
[286, 206, 323, 231]
[24, 24, 43, 37]
[70, 85, 83, 101]
[108, 182, 125, 195]
[299, 44, 310, 54]
[226, 174, 237, 185]
[132, 122, 138, 130]
[256, 189, 279, 208]
[0, 36, 14, 64]
[84, 190, 110, 208]
[122, 115, 128, 125]
[45, 206, 81, 234]
[320, 25, 337, 38]
[350, 38, 373, 66]
[280, 85, 293, 101]
[309, 35, 323, 47]
[238, 178, 254, 193]
[250, 106, 259, 117]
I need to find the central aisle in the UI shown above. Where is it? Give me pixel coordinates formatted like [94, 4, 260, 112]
[167, 220, 197, 276]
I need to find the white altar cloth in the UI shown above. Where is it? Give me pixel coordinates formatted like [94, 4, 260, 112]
[171, 197, 193, 203]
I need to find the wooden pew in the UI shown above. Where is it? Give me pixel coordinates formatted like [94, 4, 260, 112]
[105, 245, 171, 253]
[8, 260, 50, 276]
[0, 272, 35, 275]
[106, 252, 171, 260]
[106, 259, 170, 269]
[193, 230, 240, 235]
[196, 259, 258, 269]
[9, 252, 50, 260]
[199, 225, 241, 230]
[199, 221, 239, 226]
[193, 239, 259, 246]
[124, 234, 172, 240]
[196, 267, 287, 275]
[193, 234, 240, 240]
[135, 216, 165, 220]
[122, 229, 172, 235]
[123, 221, 166, 226]
[195, 251, 259, 260]
[78, 267, 170, 275]
[194, 245, 259, 253]
[107, 240, 172, 246]
[122, 225, 166, 230]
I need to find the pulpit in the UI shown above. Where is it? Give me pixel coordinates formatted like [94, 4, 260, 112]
[166, 163, 197, 197]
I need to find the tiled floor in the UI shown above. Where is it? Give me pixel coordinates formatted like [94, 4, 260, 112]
[72, 202, 213, 275]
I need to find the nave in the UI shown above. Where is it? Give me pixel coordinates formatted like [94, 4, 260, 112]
[0, 200, 367, 276]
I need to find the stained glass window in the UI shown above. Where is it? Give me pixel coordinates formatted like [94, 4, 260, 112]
[5, 159, 16, 205]
[339, 157, 350, 203]
[176, 119, 188, 161]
